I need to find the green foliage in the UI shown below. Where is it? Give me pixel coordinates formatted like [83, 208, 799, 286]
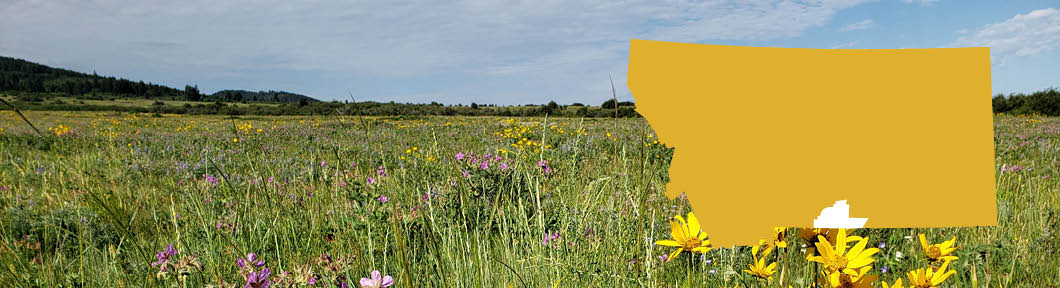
[993, 88, 1060, 115]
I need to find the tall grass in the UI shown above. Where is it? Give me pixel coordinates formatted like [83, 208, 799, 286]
[0, 111, 1055, 287]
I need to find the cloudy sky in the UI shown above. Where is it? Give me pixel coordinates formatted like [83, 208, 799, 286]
[2, 0, 1058, 105]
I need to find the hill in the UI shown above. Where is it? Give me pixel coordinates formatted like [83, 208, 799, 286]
[0, 56, 317, 103]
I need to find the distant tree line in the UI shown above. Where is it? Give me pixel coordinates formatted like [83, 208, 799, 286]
[992, 88, 1060, 116]
[3, 93, 640, 117]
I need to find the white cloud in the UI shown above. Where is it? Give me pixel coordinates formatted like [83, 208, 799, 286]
[952, 8, 1060, 64]
[840, 19, 873, 32]
[0, 0, 871, 103]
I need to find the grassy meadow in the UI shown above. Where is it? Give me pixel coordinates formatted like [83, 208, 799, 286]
[0, 110, 1056, 287]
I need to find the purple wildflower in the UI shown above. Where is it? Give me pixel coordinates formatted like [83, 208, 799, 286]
[321, 160, 327, 167]
[244, 267, 272, 288]
[1002, 164, 1025, 173]
[499, 162, 508, 171]
[479, 160, 489, 170]
[377, 195, 389, 204]
[0, 186, 7, 191]
[367, 177, 376, 185]
[359, 270, 394, 288]
[541, 231, 560, 246]
[537, 159, 547, 167]
[880, 266, 889, 273]
[376, 166, 388, 177]
[267, 176, 274, 183]
[461, 170, 470, 178]
[151, 244, 178, 271]
[658, 254, 669, 263]
[203, 174, 220, 185]
[237, 253, 265, 268]
[455, 152, 465, 160]
[878, 242, 886, 249]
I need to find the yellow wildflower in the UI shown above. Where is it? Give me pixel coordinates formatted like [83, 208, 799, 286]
[918, 234, 958, 262]
[654, 211, 712, 262]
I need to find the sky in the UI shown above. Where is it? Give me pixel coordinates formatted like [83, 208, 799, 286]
[2, 0, 1058, 105]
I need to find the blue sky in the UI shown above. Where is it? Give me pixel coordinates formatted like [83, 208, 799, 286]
[2, 0, 1058, 105]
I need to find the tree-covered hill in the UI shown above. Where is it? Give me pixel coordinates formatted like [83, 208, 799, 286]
[0, 56, 317, 104]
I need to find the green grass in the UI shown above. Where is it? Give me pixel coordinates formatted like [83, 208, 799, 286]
[0, 111, 1055, 287]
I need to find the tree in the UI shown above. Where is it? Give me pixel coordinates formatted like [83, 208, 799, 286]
[185, 85, 201, 101]
[471, 102, 479, 109]
[601, 99, 617, 109]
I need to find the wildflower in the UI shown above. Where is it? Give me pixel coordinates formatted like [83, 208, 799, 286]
[151, 244, 179, 271]
[376, 166, 387, 177]
[878, 242, 886, 249]
[367, 177, 376, 185]
[743, 240, 777, 280]
[798, 228, 863, 259]
[480, 160, 489, 170]
[245, 267, 272, 288]
[882, 279, 905, 288]
[461, 170, 470, 178]
[654, 211, 712, 262]
[771, 227, 788, 249]
[499, 162, 509, 171]
[359, 270, 394, 288]
[918, 234, 958, 262]
[881, 266, 889, 273]
[237, 253, 265, 268]
[808, 229, 879, 283]
[377, 195, 388, 204]
[321, 160, 327, 167]
[1001, 164, 1024, 173]
[905, 260, 956, 288]
[455, 152, 465, 160]
[657, 254, 669, 263]
[541, 231, 560, 246]
[822, 267, 877, 288]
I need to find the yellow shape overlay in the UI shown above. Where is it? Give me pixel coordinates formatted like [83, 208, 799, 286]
[628, 39, 996, 247]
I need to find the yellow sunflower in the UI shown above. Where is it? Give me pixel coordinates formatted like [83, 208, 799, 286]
[820, 266, 877, 288]
[906, 259, 956, 288]
[798, 228, 863, 259]
[809, 228, 879, 284]
[654, 211, 712, 262]
[882, 279, 905, 288]
[743, 240, 777, 280]
[918, 234, 958, 262]
[772, 227, 788, 249]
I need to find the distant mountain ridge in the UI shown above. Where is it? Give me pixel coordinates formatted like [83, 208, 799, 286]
[0, 55, 317, 103]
